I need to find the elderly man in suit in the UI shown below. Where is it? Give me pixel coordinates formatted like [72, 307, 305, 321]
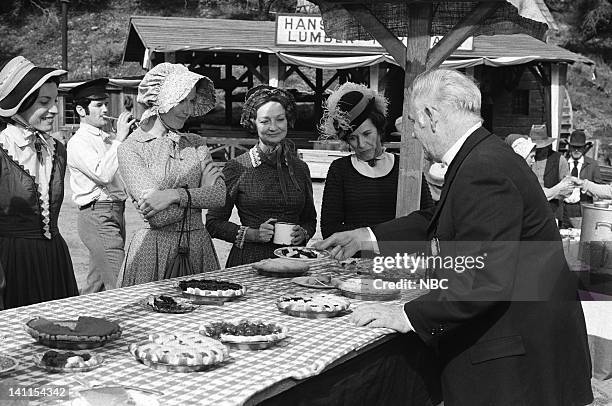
[316, 69, 593, 406]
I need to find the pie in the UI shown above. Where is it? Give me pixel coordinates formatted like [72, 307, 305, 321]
[337, 278, 401, 296]
[178, 279, 245, 298]
[200, 319, 288, 343]
[277, 294, 350, 314]
[276, 247, 328, 260]
[146, 295, 195, 312]
[130, 333, 229, 367]
[25, 317, 122, 343]
[40, 350, 102, 369]
[253, 258, 310, 275]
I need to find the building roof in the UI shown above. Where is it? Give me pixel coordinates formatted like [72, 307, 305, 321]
[123, 16, 589, 66]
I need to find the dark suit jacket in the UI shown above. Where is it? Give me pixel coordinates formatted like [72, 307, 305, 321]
[373, 127, 593, 406]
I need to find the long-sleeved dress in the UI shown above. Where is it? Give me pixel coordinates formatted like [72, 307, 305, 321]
[206, 145, 317, 267]
[0, 124, 78, 308]
[117, 129, 226, 286]
[321, 154, 433, 239]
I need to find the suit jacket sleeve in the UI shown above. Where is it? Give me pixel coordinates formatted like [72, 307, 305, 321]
[403, 164, 523, 345]
[371, 208, 433, 257]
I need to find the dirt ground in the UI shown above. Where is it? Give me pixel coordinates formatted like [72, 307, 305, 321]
[58, 173, 325, 289]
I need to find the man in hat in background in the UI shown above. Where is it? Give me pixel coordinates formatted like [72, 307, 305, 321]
[530, 125, 572, 223]
[562, 129, 601, 228]
[66, 78, 135, 293]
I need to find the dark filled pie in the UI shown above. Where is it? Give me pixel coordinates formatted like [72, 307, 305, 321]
[200, 319, 288, 343]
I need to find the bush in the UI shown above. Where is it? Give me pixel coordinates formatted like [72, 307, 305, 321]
[90, 41, 124, 70]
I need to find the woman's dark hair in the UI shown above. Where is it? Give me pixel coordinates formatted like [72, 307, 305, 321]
[17, 77, 61, 114]
[340, 109, 386, 142]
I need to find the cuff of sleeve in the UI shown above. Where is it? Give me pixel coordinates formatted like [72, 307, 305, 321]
[366, 227, 380, 254]
[235, 226, 248, 249]
[400, 303, 414, 332]
[177, 187, 189, 208]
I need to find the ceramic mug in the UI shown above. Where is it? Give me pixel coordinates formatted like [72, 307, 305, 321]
[273, 222, 295, 245]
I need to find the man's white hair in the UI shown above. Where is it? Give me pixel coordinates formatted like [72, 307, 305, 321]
[409, 69, 482, 118]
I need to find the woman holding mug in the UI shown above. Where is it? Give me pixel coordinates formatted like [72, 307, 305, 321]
[0, 56, 78, 308]
[117, 63, 225, 286]
[206, 85, 317, 267]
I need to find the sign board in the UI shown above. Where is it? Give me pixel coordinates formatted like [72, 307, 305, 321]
[276, 14, 473, 51]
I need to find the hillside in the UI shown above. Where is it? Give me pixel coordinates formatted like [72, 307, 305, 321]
[1, 0, 611, 149]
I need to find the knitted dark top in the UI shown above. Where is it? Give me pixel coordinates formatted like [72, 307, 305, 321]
[321, 155, 433, 239]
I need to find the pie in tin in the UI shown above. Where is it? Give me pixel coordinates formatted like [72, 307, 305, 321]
[25, 316, 121, 348]
[277, 294, 350, 315]
[200, 319, 288, 344]
[177, 279, 245, 298]
[130, 333, 229, 368]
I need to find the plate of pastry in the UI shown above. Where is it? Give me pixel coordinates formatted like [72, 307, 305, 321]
[336, 278, 401, 301]
[274, 246, 330, 262]
[253, 258, 310, 277]
[200, 319, 289, 350]
[142, 295, 197, 313]
[24, 316, 122, 350]
[33, 350, 103, 373]
[129, 332, 230, 372]
[0, 354, 18, 376]
[291, 275, 337, 289]
[277, 294, 350, 318]
[176, 279, 246, 305]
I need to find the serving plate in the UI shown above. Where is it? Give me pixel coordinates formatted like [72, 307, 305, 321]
[0, 354, 18, 376]
[336, 278, 402, 301]
[224, 337, 289, 350]
[274, 246, 330, 262]
[278, 307, 349, 319]
[292, 275, 336, 289]
[33, 352, 104, 373]
[73, 386, 160, 406]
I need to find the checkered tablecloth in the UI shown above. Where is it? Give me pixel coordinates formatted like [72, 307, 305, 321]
[0, 259, 426, 406]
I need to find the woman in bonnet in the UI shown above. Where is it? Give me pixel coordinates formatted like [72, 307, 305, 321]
[206, 85, 317, 267]
[0, 56, 78, 308]
[319, 82, 433, 239]
[117, 63, 225, 286]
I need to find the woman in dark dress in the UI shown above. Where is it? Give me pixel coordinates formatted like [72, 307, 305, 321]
[0, 56, 78, 308]
[319, 82, 433, 239]
[206, 86, 317, 267]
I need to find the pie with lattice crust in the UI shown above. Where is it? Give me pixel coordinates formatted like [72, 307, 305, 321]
[130, 333, 229, 366]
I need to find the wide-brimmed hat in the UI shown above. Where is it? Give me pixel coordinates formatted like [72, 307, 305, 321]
[562, 129, 592, 149]
[528, 125, 554, 148]
[0, 56, 66, 117]
[319, 82, 387, 140]
[137, 63, 215, 125]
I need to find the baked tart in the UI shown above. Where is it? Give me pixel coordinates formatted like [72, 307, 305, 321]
[336, 278, 402, 301]
[177, 279, 246, 303]
[129, 333, 229, 372]
[277, 294, 350, 318]
[200, 319, 288, 350]
[25, 317, 121, 349]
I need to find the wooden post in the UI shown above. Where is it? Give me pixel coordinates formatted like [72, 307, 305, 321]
[225, 64, 233, 125]
[550, 63, 560, 150]
[268, 54, 279, 87]
[315, 68, 324, 125]
[397, 4, 433, 216]
[369, 64, 379, 92]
